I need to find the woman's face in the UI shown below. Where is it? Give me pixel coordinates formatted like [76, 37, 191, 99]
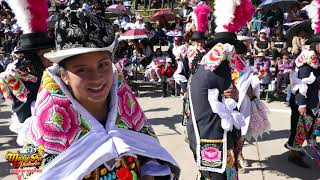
[257, 56, 263, 61]
[155, 49, 161, 56]
[195, 39, 204, 47]
[139, 42, 144, 49]
[175, 17, 181, 23]
[260, 33, 266, 38]
[61, 51, 113, 106]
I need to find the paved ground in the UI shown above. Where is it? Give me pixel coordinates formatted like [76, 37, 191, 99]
[0, 90, 319, 180]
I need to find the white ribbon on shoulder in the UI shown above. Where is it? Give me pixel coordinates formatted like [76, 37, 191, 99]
[291, 71, 316, 98]
[208, 89, 245, 132]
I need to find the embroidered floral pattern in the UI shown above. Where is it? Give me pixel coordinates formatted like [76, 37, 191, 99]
[199, 139, 223, 168]
[28, 71, 90, 154]
[314, 118, 320, 136]
[200, 43, 233, 71]
[23, 70, 157, 179]
[117, 83, 146, 131]
[30, 90, 82, 154]
[55, 12, 115, 51]
[188, 45, 206, 75]
[200, 43, 246, 84]
[0, 68, 37, 102]
[230, 55, 245, 83]
[293, 115, 314, 148]
[295, 50, 319, 69]
[84, 156, 140, 180]
[42, 71, 63, 94]
[201, 147, 221, 162]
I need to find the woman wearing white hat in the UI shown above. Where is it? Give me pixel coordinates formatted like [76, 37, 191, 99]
[17, 10, 179, 180]
[253, 29, 271, 56]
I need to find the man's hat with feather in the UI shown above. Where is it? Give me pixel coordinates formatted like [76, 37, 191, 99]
[204, 0, 255, 54]
[8, 0, 54, 53]
[190, 4, 212, 41]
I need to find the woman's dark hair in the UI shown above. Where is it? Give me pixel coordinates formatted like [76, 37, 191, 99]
[280, 49, 289, 57]
[155, 48, 162, 56]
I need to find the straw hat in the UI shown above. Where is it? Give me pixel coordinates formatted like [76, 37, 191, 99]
[256, 52, 265, 57]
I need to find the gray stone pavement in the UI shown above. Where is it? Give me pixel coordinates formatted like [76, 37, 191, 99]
[0, 92, 319, 180]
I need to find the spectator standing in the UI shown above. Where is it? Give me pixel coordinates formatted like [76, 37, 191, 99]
[124, 16, 136, 30]
[178, 1, 192, 20]
[172, 15, 184, 31]
[172, 36, 185, 63]
[134, 14, 145, 29]
[184, 15, 193, 43]
[120, 15, 130, 29]
[173, 52, 189, 96]
[153, 21, 167, 45]
[161, 57, 176, 96]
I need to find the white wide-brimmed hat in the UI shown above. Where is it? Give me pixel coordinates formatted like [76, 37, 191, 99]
[256, 52, 265, 57]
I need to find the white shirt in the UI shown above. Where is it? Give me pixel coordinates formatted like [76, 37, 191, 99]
[124, 23, 136, 30]
[174, 61, 188, 83]
[173, 45, 187, 60]
[134, 21, 145, 29]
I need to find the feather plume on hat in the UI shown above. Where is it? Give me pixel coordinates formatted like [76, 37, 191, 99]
[307, 0, 320, 33]
[7, 0, 49, 34]
[214, 0, 255, 33]
[192, 4, 213, 33]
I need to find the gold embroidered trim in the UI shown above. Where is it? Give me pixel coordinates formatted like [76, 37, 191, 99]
[200, 139, 223, 143]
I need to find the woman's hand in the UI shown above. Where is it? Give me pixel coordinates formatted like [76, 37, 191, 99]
[298, 106, 307, 116]
[224, 87, 239, 101]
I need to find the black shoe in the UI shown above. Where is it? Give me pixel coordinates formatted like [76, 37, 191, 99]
[288, 155, 310, 168]
[284, 143, 305, 157]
